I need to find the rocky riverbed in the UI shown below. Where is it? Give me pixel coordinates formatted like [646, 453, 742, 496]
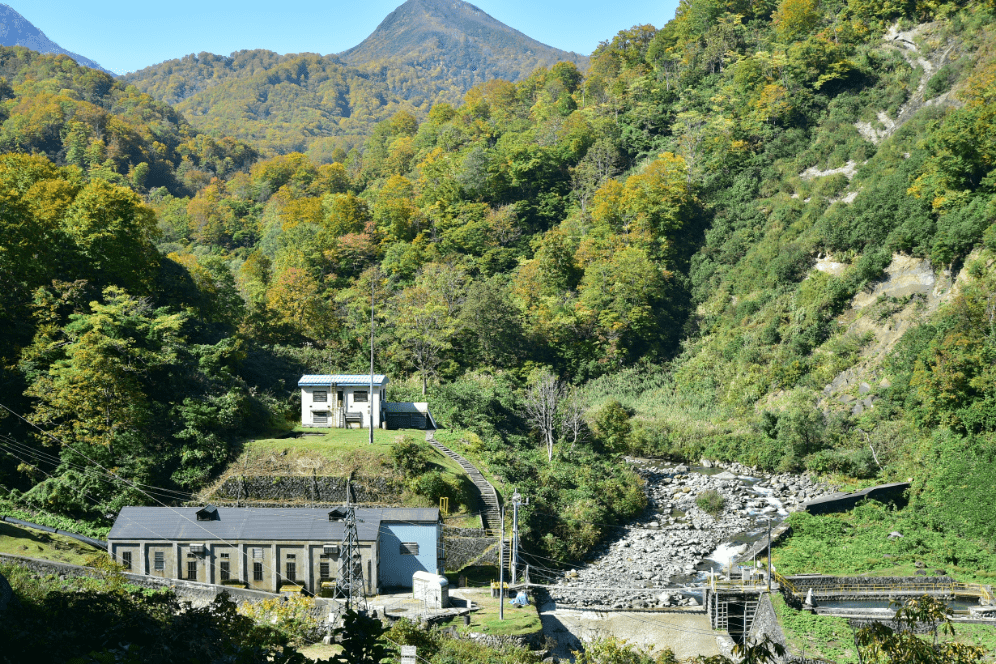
[546, 459, 837, 610]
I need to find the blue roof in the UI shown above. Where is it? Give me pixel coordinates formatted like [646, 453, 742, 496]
[299, 374, 388, 387]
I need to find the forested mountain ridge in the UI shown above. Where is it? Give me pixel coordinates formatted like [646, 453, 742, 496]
[341, 0, 588, 105]
[0, 4, 109, 73]
[123, 0, 588, 156]
[123, 50, 412, 157]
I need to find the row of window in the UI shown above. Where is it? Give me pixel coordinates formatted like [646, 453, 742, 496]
[313, 390, 368, 403]
[124, 544, 419, 578]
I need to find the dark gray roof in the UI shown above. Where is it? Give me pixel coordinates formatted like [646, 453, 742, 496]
[378, 508, 441, 524]
[108, 507, 439, 542]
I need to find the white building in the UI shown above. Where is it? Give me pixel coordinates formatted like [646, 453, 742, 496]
[299, 374, 387, 429]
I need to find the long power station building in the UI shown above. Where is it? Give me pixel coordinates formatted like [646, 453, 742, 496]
[107, 505, 442, 594]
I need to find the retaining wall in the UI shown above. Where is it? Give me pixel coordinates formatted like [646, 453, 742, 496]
[211, 475, 403, 504]
[444, 536, 500, 571]
[803, 483, 910, 515]
[786, 575, 955, 591]
[466, 630, 544, 649]
[746, 593, 791, 661]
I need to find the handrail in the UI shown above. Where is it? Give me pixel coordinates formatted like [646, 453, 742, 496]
[774, 571, 799, 594]
[783, 581, 991, 601]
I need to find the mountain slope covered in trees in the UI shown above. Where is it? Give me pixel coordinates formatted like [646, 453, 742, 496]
[123, 50, 411, 157]
[123, 0, 587, 156]
[0, 4, 109, 73]
[341, 0, 588, 106]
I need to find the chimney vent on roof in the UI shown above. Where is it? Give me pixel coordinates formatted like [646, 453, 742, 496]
[196, 505, 219, 521]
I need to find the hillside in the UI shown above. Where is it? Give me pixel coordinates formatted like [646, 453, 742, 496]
[123, 0, 588, 156]
[341, 0, 589, 105]
[123, 50, 409, 155]
[0, 4, 109, 73]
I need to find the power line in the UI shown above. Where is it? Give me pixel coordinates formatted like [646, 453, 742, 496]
[0, 401, 300, 589]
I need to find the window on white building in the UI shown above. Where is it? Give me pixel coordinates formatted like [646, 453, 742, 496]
[353, 391, 368, 403]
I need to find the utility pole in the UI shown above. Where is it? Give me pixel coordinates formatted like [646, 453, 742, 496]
[499, 505, 505, 621]
[510, 489, 527, 586]
[766, 516, 772, 593]
[369, 270, 375, 446]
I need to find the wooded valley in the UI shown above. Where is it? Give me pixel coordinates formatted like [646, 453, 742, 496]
[1, 0, 995, 618]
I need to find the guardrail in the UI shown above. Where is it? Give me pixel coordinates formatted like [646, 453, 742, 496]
[781, 579, 992, 602]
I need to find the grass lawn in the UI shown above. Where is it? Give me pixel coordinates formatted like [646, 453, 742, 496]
[773, 593, 996, 662]
[453, 589, 542, 637]
[771, 502, 996, 585]
[0, 521, 105, 566]
[950, 623, 996, 660]
[208, 428, 481, 525]
[233, 428, 434, 477]
[771, 593, 860, 663]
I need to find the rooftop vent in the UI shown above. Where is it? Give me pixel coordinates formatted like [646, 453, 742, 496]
[196, 505, 218, 521]
[328, 506, 348, 521]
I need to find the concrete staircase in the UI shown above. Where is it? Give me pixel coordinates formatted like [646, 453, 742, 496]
[425, 431, 502, 531]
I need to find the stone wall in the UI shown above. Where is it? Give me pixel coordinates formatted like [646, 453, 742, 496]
[747, 593, 790, 655]
[444, 526, 489, 537]
[444, 536, 500, 571]
[466, 630, 544, 650]
[211, 475, 403, 504]
[803, 483, 910, 515]
[786, 575, 955, 590]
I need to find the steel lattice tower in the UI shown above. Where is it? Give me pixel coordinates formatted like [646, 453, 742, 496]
[333, 487, 367, 613]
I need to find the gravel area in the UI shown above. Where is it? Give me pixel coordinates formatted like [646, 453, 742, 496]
[545, 459, 837, 610]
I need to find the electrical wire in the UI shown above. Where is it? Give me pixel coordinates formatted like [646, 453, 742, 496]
[0, 436, 199, 503]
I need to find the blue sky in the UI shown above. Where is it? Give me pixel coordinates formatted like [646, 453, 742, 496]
[11, 1, 681, 75]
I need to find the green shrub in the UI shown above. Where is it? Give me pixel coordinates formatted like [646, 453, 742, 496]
[696, 489, 725, 517]
[588, 399, 633, 453]
[391, 436, 432, 477]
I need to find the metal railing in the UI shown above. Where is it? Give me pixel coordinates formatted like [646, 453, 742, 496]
[782, 579, 992, 602]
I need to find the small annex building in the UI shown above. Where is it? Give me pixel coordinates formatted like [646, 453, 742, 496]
[299, 374, 436, 430]
[107, 505, 442, 595]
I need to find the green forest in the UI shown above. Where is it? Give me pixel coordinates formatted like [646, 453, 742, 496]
[2, 0, 996, 587]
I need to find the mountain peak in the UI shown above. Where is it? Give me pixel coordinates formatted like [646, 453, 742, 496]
[341, 0, 587, 75]
[0, 4, 111, 73]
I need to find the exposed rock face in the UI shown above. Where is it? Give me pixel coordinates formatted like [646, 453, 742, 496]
[544, 462, 836, 610]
